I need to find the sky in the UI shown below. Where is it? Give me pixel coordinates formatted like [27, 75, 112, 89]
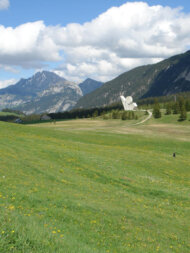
[1, 0, 190, 88]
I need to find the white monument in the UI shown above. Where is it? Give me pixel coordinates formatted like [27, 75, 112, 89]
[120, 96, 137, 111]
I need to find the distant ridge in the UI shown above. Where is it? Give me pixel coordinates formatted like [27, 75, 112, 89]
[75, 51, 190, 109]
[79, 78, 103, 96]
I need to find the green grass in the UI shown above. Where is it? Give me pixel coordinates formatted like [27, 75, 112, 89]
[0, 113, 189, 253]
[155, 111, 190, 125]
[0, 112, 22, 117]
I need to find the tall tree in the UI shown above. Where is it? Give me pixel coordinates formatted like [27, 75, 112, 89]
[165, 103, 172, 115]
[153, 100, 161, 118]
[173, 101, 180, 114]
[178, 104, 187, 121]
[178, 97, 187, 121]
[185, 100, 190, 112]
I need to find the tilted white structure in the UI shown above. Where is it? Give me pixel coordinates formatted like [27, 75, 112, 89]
[120, 96, 137, 111]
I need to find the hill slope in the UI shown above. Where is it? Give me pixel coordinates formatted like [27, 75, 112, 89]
[0, 71, 82, 114]
[75, 51, 190, 109]
[0, 117, 189, 252]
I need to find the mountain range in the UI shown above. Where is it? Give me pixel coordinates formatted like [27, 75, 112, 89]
[75, 50, 190, 109]
[0, 51, 190, 114]
[0, 72, 102, 114]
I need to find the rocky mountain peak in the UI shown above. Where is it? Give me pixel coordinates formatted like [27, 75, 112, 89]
[78, 78, 103, 96]
[0, 71, 82, 114]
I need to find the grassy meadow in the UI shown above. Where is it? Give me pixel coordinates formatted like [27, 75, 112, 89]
[0, 113, 189, 252]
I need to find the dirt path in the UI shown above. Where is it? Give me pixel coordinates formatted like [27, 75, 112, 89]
[133, 110, 152, 125]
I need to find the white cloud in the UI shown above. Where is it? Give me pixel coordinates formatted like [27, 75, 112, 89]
[0, 0, 9, 10]
[0, 78, 17, 89]
[0, 21, 61, 68]
[1, 2, 190, 82]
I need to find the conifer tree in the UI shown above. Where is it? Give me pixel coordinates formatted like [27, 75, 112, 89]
[185, 100, 190, 111]
[121, 111, 128, 120]
[178, 97, 187, 121]
[165, 103, 172, 115]
[178, 104, 187, 121]
[153, 100, 161, 118]
[173, 101, 180, 114]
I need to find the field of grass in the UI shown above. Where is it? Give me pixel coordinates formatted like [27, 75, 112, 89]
[0, 113, 189, 252]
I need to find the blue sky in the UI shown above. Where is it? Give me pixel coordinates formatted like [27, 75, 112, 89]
[0, 0, 190, 87]
[1, 1, 190, 27]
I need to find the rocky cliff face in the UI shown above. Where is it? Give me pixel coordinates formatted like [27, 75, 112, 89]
[0, 71, 82, 114]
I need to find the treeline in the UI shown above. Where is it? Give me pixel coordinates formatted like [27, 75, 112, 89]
[0, 115, 19, 122]
[48, 103, 123, 120]
[1, 92, 189, 124]
[102, 110, 138, 120]
[138, 91, 190, 108]
[0, 108, 25, 122]
[153, 96, 190, 121]
[2, 108, 25, 115]
[165, 96, 190, 121]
